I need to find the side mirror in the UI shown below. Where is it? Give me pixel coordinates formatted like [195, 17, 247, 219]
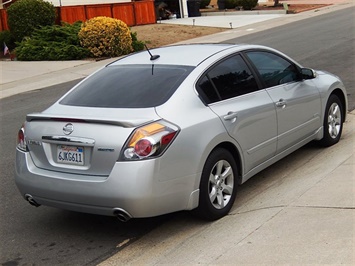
[301, 68, 317, 80]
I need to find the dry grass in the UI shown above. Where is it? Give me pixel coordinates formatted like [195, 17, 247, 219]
[130, 4, 328, 48]
[131, 24, 227, 48]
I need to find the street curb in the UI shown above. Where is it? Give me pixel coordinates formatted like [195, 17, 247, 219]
[201, 10, 287, 16]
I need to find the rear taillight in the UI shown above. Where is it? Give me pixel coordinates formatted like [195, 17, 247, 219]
[120, 120, 179, 160]
[17, 125, 28, 152]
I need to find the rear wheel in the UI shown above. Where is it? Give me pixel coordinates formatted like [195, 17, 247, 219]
[194, 148, 238, 220]
[319, 94, 344, 147]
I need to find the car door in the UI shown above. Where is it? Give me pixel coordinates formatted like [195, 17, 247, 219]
[245, 50, 322, 153]
[197, 54, 277, 174]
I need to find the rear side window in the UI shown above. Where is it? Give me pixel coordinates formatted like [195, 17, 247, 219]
[198, 76, 220, 104]
[246, 51, 301, 88]
[60, 64, 193, 108]
[197, 54, 258, 104]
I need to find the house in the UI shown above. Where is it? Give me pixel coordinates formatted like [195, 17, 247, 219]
[45, 0, 190, 19]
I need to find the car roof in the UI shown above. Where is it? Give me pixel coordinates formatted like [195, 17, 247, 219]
[109, 43, 260, 67]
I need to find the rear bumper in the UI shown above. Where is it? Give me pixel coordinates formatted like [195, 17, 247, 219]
[15, 149, 199, 218]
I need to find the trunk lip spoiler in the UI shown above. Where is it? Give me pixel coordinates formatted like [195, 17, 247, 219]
[26, 113, 154, 128]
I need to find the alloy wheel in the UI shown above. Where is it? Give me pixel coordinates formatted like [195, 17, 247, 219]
[208, 160, 234, 209]
[327, 102, 342, 139]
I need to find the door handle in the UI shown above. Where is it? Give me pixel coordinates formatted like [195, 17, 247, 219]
[276, 99, 287, 108]
[224, 111, 238, 121]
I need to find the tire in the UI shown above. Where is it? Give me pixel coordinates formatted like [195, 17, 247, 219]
[194, 148, 238, 221]
[319, 94, 344, 147]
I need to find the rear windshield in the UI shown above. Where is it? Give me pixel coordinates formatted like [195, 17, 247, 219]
[60, 64, 194, 108]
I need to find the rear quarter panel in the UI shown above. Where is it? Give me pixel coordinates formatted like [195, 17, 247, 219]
[154, 65, 242, 189]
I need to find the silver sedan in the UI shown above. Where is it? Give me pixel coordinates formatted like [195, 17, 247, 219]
[15, 44, 348, 221]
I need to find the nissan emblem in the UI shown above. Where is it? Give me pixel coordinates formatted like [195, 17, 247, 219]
[63, 123, 74, 135]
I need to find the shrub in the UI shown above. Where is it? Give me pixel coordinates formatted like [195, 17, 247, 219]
[131, 31, 145, 52]
[15, 22, 90, 61]
[0, 30, 16, 51]
[224, 0, 238, 9]
[200, 0, 211, 8]
[224, 0, 257, 9]
[7, 0, 56, 42]
[78, 16, 133, 58]
[235, 0, 258, 10]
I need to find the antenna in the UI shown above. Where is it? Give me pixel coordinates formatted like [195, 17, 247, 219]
[144, 44, 160, 61]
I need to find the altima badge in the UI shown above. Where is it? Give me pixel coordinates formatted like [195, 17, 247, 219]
[63, 123, 74, 135]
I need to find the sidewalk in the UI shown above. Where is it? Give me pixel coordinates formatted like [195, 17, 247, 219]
[0, 0, 352, 100]
[0, 59, 117, 99]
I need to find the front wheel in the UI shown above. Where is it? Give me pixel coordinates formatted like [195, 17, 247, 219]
[194, 148, 238, 221]
[319, 94, 344, 147]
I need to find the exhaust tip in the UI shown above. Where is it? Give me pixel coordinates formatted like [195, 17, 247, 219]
[113, 208, 132, 222]
[25, 194, 41, 207]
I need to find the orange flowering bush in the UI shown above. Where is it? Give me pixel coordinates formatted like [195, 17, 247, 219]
[78, 16, 133, 58]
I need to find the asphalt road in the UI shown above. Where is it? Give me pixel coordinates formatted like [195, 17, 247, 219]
[0, 6, 354, 265]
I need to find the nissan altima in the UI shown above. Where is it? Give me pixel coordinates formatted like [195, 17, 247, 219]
[15, 44, 347, 221]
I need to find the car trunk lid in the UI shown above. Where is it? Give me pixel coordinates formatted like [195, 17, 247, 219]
[25, 107, 159, 176]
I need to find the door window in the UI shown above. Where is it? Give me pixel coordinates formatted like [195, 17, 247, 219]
[197, 54, 258, 104]
[246, 51, 301, 88]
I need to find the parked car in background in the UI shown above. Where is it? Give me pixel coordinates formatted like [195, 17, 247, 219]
[15, 44, 347, 221]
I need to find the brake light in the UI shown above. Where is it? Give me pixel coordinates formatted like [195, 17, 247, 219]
[121, 120, 179, 160]
[17, 125, 28, 152]
[135, 138, 154, 157]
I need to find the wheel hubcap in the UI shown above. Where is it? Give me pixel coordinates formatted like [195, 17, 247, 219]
[208, 160, 234, 209]
[327, 103, 341, 139]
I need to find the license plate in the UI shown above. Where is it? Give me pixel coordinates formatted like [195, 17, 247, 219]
[57, 145, 84, 165]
